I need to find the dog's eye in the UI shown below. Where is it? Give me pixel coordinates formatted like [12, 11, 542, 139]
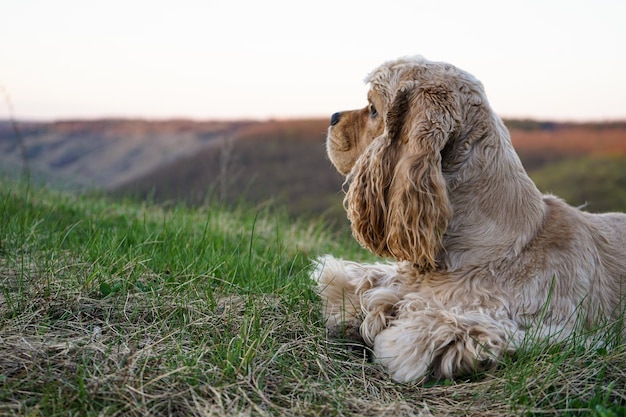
[369, 104, 378, 118]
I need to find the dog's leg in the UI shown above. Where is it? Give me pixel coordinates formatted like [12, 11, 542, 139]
[359, 285, 404, 346]
[312, 255, 364, 341]
[372, 295, 521, 383]
[312, 255, 406, 343]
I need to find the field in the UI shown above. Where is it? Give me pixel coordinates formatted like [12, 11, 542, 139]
[1, 177, 625, 416]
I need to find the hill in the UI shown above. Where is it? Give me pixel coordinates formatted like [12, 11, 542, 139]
[113, 119, 346, 220]
[114, 119, 626, 221]
[2, 118, 626, 223]
[530, 155, 626, 212]
[509, 121, 626, 170]
[0, 119, 255, 189]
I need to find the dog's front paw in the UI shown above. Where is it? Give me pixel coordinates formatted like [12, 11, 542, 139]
[373, 306, 518, 383]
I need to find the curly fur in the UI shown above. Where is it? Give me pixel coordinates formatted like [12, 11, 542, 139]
[314, 56, 626, 383]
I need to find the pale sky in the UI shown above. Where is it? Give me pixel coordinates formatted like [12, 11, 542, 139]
[2, 0, 626, 121]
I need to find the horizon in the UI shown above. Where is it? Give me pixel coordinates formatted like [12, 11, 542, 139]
[4, 115, 626, 127]
[2, 0, 626, 122]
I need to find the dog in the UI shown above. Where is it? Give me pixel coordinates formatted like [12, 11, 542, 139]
[313, 56, 626, 383]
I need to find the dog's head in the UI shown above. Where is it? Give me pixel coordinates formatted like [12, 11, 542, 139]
[327, 56, 489, 270]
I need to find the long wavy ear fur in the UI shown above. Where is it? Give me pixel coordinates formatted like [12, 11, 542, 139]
[346, 81, 454, 270]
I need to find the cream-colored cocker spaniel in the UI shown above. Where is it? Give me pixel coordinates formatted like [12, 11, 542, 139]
[313, 56, 626, 383]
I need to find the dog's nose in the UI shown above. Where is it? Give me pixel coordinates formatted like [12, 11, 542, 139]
[330, 112, 341, 126]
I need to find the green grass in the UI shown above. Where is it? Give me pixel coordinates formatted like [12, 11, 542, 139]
[530, 155, 626, 213]
[1, 177, 625, 416]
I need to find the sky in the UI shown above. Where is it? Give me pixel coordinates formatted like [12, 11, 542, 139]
[2, 0, 626, 122]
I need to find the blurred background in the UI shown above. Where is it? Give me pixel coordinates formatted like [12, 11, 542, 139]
[2, 0, 626, 226]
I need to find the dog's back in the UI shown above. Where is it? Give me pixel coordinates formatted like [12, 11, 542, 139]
[585, 211, 626, 322]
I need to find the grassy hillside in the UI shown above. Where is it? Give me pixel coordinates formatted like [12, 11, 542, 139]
[0, 119, 253, 189]
[114, 119, 347, 223]
[114, 119, 626, 226]
[530, 155, 626, 213]
[4, 118, 626, 225]
[1, 177, 625, 416]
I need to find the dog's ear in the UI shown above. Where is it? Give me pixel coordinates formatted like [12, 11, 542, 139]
[385, 81, 454, 269]
[346, 81, 454, 270]
[344, 133, 395, 260]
